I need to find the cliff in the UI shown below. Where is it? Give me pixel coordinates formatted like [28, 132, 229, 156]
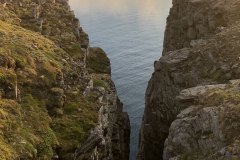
[138, 0, 240, 159]
[0, 0, 129, 159]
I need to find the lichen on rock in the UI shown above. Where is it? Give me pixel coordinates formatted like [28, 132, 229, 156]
[138, 0, 240, 160]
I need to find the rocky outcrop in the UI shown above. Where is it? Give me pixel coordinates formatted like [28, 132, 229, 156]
[0, 0, 130, 159]
[162, 0, 240, 54]
[138, 0, 240, 159]
[75, 96, 130, 160]
[75, 49, 130, 160]
[163, 80, 240, 159]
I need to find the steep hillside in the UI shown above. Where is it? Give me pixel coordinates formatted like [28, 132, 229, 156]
[138, 0, 240, 159]
[0, 0, 130, 159]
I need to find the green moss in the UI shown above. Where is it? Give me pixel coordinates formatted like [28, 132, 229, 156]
[0, 100, 26, 159]
[64, 102, 79, 114]
[87, 48, 110, 73]
[52, 117, 86, 149]
[0, 1, 105, 159]
[63, 43, 84, 59]
[0, 8, 20, 25]
[199, 87, 240, 107]
[93, 79, 107, 88]
[199, 86, 240, 145]
[37, 128, 59, 159]
[220, 105, 240, 142]
[0, 20, 68, 90]
[51, 114, 95, 159]
[52, 95, 98, 158]
[0, 95, 58, 159]
[180, 150, 212, 160]
[0, 137, 16, 160]
[0, 68, 16, 84]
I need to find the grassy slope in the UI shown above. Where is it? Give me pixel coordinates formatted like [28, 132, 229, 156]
[0, 10, 101, 160]
[0, 20, 61, 159]
[0, 0, 116, 159]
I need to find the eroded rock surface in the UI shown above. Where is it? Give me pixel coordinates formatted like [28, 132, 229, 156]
[164, 81, 240, 159]
[0, 0, 130, 159]
[138, 0, 240, 159]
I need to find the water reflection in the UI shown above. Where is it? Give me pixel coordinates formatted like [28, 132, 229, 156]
[69, 0, 171, 21]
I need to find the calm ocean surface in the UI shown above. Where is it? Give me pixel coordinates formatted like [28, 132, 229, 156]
[69, 0, 172, 159]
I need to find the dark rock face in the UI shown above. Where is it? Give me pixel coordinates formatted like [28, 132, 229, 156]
[163, 82, 240, 160]
[75, 97, 130, 160]
[162, 0, 238, 54]
[138, 0, 240, 159]
[75, 47, 130, 160]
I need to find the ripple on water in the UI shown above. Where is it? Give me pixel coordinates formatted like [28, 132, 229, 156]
[69, 0, 172, 159]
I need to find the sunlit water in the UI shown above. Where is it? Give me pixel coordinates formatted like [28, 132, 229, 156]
[69, 0, 172, 159]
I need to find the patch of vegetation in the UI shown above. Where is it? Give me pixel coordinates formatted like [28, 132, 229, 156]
[0, 19, 69, 91]
[220, 104, 240, 142]
[37, 128, 59, 159]
[0, 8, 20, 25]
[0, 91, 61, 159]
[52, 95, 98, 159]
[87, 47, 110, 74]
[63, 43, 84, 59]
[199, 86, 240, 107]
[0, 68, 16, 84]
[20, 95, 58, 159]
[198, 85, 240, 144]
[64, 102, 79, 114]
[93, 79, 107, 88]
[0, 1, 105, 159]
[180, 150, 214, 160]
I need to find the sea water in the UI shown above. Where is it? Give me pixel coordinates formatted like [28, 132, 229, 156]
[69, 0, 172, 159]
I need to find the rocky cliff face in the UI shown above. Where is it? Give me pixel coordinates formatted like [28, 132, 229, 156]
[138, 0, 240, 159]
[75, 96, 130, 160]
[0, 0, 129, 159]
[164, 81, 240, 160]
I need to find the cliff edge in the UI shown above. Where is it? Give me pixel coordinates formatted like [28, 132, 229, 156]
[138, 0, 240, 159]
[0, 0, 130, 159]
